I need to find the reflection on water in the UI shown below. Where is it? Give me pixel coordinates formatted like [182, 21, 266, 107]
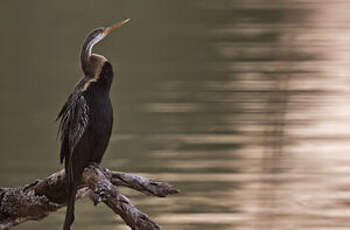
[1, 0, 350, 230]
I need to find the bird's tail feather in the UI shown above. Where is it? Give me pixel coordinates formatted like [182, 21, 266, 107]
[63, 185, 76, 230]
[63, 158, 77, 230]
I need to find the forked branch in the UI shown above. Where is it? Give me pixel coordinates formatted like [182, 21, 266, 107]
[0, 164, 179, 230]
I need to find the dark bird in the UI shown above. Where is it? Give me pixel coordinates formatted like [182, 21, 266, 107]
[57, 19, 130, 230]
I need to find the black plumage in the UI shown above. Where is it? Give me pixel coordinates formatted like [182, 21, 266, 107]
[57, 61, 114, 230]
[56, 19, 129, 230]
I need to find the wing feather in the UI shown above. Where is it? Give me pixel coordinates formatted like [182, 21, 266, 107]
[57, 93, 89, 164]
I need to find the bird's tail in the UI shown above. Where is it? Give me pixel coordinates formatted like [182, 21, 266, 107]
[63, 159, 77, 230]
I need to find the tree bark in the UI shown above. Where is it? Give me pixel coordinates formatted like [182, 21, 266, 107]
[0, 164, 179, 230]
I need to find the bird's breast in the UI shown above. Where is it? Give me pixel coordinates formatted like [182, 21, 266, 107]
[83, 89, 113, 162]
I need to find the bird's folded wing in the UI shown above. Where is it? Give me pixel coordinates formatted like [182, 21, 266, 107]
[57, 93, 89, 164]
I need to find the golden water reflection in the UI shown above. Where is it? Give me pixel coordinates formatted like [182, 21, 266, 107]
[1, 0, 350, 230]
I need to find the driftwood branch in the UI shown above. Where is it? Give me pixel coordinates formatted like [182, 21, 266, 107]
[0, 164, 179, 230]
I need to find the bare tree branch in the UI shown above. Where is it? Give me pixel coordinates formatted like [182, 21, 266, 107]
[0, 164, 179, 230]
[105, 168, 179, 197]
[83, 165, 160, 230]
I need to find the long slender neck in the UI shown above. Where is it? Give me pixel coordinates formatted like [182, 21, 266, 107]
[80, 32, 106, 76]
[81, 40, 92, 76]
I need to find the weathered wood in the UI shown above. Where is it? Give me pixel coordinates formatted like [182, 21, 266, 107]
[84, 165, 160, 230]
[0, 164, 179, 230]
[105, 168, 179, 197]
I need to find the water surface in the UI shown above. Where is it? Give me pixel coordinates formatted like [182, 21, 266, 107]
[1, 1, 350, 229]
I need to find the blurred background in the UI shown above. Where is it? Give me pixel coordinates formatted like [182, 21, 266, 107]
[1, 0, 350, 229]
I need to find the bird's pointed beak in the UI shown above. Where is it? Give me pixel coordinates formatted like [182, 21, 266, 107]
[103, 18, 130, 35]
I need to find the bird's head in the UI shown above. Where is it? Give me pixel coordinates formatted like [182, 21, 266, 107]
[81, 18, 130, 76]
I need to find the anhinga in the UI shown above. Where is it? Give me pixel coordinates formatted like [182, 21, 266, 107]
[57, 19, 130, 230]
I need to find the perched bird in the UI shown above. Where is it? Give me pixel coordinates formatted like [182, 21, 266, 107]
[57, 19, 130, 230]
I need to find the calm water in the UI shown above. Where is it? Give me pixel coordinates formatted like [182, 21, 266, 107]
[1, 1, 350, 229]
